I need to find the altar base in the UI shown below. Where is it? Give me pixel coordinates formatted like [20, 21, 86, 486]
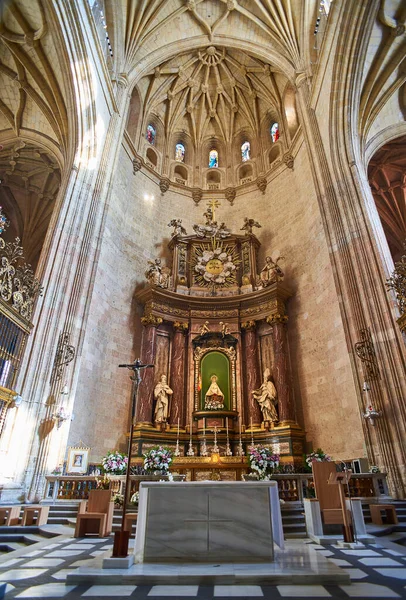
[66, 540, 350, 585]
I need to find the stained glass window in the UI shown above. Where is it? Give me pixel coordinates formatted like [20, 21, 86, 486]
[270, 123, 279, 143]
[241, 141, 250, 162]
[146, 124, 156, 145]
[209, 149, 218, 168]
[175, 143, 185, 162]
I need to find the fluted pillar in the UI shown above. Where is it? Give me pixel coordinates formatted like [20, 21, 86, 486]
[136, 315, 162, 425]
[267, 314, 296, 424]
[169, 322, 188, 427]
[241, 320, 262, 426]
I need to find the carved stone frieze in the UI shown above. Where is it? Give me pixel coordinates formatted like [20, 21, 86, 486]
[192, 188, 203, 205]
[256, 176, 267, 194]
[225, 187, 236, 205]
[283, 153, 294, 169]
[159, 177, 170, 194]
[241, 320, 256, 330]
[132, 157, 142, 174]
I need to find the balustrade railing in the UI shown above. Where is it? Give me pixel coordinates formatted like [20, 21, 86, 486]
[44, 472, 389, 503]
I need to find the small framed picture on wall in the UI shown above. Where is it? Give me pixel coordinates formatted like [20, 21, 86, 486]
[67, 445, 90, 474]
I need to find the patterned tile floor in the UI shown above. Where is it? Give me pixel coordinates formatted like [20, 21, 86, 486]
[1, 533, 406, 599]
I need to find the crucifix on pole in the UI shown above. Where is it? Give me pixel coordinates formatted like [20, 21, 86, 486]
[207, 198, 220, 222]
[112, 359, 154, 558]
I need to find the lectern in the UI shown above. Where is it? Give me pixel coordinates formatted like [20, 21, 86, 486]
[328, 470, 354, 543]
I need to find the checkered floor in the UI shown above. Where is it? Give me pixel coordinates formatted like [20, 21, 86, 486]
[1, 534, 405, 599]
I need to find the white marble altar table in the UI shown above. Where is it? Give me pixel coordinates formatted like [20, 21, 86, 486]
[134, 480, 283, 563]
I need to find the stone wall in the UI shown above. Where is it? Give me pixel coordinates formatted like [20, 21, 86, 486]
[70, 134, 365, 462]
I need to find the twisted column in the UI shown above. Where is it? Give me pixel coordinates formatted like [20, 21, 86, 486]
[169, 322, 188, 427]
[267, 314, 296, 424]
[135, 315, 162, 425]
[241, 320, 262, 427]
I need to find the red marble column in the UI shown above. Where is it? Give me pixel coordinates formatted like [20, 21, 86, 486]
[169, 322, 188, 427]
[135, 315, 162, 425]
[268, 315, 296, 423]
[241, 321, 262, 426]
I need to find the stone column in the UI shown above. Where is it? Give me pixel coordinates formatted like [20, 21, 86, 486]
[136, 315, 162, 425]
[169, 322, 188, 427]
[267, 314, 296, 424]
[241, 321, 262, 426]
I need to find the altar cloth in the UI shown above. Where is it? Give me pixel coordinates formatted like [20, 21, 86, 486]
[134, 480, 283, 563]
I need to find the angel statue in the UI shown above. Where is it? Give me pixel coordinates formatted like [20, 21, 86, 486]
[252, 368, 278, 423]
[145, 258, 171, 288]
[240, 217, 261, 235]
[168, 218, 187, 237]
[260, 256, 284, 286]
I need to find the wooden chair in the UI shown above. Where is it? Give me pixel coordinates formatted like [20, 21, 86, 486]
[312, 462, 352, 526]
[21, 505, 49, 526]
[74, 490, 114, 538]
[124, 512, 138, 534]
[0, 505, 20, 526]
[369, 504, 398, 525]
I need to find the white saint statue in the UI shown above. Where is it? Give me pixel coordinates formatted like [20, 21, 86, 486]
[252, 368, 278, 423]
[154, 374, 173, 422]
[204, 374, 225, 410]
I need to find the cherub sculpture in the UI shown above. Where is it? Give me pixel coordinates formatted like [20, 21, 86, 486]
[199, 321, 210, 335]
[168, 218, 187, 237]
[219, 321, 230, 337]
[240, 217, 261, 235]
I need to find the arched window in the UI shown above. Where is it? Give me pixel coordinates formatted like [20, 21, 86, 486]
[209, 149, 218, 168]
[241, 141, 250, 162]
[175, 143, 185, 162]
[270, 123, 279, 143]
[146, 124, 156, 145]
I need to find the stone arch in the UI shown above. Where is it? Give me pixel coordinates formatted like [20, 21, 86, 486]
[269, 145, 281, 166]
[284, 86, 299, 140]
[126, 86, 142, 142]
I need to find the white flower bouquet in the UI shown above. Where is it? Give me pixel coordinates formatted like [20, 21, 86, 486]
[143, 445, 173, 474]
[305, 448, 332, 468]
[248, 445, 280, 480]
[101, 450, 128, 474]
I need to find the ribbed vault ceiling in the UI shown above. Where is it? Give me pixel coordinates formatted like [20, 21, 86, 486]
[138, 45, 283, 146]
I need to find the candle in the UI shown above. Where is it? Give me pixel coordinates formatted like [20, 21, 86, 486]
[190, 415, 193, 441]
[239, 416, 242, 438]
[226, 418, 228, 436]
[177, 417, 180, 437]
[203, 423, 205, 438]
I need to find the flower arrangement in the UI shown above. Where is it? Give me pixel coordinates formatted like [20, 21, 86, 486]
[101, 451, 128, 474]
[95, 474, 111, 489]
[248, 445, 280, 480]
[130, 491, 139, 505]
[113, 493, 124, 507]
[305, 448, 332, 469]
[143, 446, 173, 474]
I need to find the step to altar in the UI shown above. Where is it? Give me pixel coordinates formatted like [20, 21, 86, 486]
[66, 539, 349, 586]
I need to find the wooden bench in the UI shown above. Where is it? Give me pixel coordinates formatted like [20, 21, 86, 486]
[370, 504, 398, 525]
[0, 506, 20, 526]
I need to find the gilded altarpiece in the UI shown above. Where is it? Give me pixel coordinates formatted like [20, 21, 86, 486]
[133, 208, 305, 477]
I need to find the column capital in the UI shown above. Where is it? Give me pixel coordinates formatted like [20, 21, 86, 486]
[266, 313, 288, 325]
[173, 321, 189, 333]
[241, 320, 256, 331]
[141, 314, 163, 327]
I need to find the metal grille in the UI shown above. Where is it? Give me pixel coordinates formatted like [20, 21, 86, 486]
[0, 312, 28, 390]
